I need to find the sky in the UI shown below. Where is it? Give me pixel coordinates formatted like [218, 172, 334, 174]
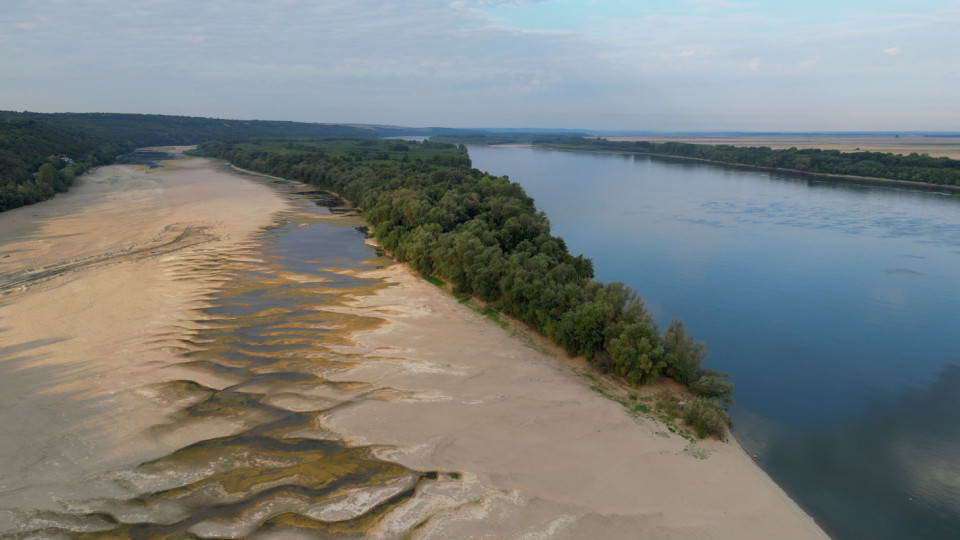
[1, 0, 958, 131]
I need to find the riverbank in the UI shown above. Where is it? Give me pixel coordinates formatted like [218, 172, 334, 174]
[602, 134, 960, 159]
[523, 143, 960, 194]
[323, 262, 827, 538]
[0, 152, 826, 537]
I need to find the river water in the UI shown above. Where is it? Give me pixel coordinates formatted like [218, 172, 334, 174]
[467, 146, 960, 540]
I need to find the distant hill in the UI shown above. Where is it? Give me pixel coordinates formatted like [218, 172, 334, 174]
[0, 118, 121, 211]
[0, 111, 431, 148]
[0, 111, 445, 212]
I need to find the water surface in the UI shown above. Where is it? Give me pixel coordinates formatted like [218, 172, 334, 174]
[468, 145, 960, 540]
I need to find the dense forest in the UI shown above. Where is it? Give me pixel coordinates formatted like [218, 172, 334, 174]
[0, 119, 126, 211]
[434, 134, 960, 187]
[193, 138, 733, 436]
[0, 111, 444, 212]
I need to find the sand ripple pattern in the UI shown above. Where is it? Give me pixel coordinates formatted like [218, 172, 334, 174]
[2, 194, 468, 538]
[0, 223, 217, 295]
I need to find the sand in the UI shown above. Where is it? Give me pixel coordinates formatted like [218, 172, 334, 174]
[319, 264, 826, 538]
[0, 150, 826, 538]
[0, 150, 289, 513]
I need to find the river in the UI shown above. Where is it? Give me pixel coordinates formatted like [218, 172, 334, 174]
[467, 146, 960, 540]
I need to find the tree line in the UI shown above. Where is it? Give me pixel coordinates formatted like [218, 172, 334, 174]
[0, 111, 448, 213]
[0, 119, 128, 211]
[193, 138, 733, 436]
[433, 134, 960, 187]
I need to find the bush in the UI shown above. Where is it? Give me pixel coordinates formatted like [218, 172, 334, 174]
[690, 372, 734, 403]
[683, 397, 730, 438]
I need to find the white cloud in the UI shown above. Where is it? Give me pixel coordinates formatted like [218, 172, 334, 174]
[0, 0, 957, 130]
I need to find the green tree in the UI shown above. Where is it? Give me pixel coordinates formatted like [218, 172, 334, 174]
[682, 397, 730, 438]
[608, 321, 665, 384]
[662, 319, 706, 385]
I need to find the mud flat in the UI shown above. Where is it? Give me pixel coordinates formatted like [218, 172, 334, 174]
[0, 151, 826, 538]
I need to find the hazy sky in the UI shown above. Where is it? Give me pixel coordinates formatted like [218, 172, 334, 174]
[2, 0, 958, 131]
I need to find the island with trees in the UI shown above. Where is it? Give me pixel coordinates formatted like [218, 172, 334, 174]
[192, 137, 733, 436]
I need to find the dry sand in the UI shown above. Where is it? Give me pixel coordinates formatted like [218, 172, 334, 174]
[321, 265, 826, 538]
[0, 150, 826, 538]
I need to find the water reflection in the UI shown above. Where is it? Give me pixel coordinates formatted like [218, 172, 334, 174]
[763, 365, 960, 540]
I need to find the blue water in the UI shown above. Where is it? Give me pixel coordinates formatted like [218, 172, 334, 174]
[467, 146, 960, 540]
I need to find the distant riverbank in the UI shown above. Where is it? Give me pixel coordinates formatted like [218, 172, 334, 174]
[602, 134, 960, 160]
[436, 133, 960, 192]
[539, 142, 960, 193]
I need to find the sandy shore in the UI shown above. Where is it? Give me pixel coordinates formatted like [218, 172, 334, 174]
[317, 264, 827, 538]
[0, 151, 826, 537]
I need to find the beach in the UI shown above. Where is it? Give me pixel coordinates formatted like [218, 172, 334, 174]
[0, 150, 827, 538]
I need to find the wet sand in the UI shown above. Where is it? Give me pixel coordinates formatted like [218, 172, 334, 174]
[0, 149, 290, 526]
[0, 150, 826, 537]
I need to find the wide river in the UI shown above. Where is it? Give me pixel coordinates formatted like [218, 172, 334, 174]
[467, 146, 960, 540]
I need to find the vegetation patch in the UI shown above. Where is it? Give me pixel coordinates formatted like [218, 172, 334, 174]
[683, 444, 710, 460]
[422, 274, 444, 287]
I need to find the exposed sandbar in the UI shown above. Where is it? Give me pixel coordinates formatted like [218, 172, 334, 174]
[0, 149, 289, 513]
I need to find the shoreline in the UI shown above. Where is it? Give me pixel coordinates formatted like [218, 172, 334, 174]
[601, 134, 960, 159]
[324, 262, 827, 538]
[357, 239, 826, 537]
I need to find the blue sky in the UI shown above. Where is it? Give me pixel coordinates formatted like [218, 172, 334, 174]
[1, 0, 957, 131]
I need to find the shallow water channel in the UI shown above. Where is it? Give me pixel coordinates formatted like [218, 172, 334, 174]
[468, 145, 960, 540]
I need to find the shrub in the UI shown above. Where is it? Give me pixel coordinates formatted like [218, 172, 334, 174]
[689, 372, 734, 403]
[682, 397, 730, 438]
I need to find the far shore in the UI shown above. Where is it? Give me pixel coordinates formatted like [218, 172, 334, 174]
[601, 134, 960, 159]
[502, 141, 960, 194]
